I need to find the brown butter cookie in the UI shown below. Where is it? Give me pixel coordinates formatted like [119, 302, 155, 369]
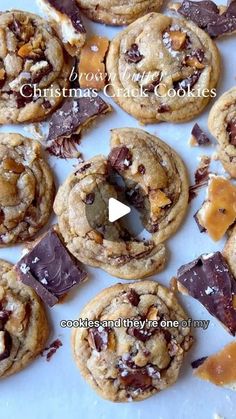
[0, 133, 55, 246]
[72, 281, 193, 402]
[0, 260, 49, 379]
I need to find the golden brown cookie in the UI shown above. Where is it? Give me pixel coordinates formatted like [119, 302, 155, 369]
[0, 260, 49, 379]
[72, 281, 193, 402]
[54, 129, 189, 279]
[106, 13, 220, 123]
[208, 87, 236, 178]
[0, 133, 55, 246]
[76, 0, 163, 25]
[0, 10, 70, 124]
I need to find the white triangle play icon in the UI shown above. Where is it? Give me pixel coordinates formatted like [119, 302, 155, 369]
[108, 198, 131, 223]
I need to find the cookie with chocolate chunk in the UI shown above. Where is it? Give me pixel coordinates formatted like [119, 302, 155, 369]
[0, 260, 49, 379]
[76, 0, 163, 26]
[0, 133, 55, 246]
[208, 87, 236, 178]
[37, 0, 86, 56]
[54, 129, 188, 279]
[0, 10, 70, 124]
[72, 281, 193, 402]
[109, 128, 189, 244]
[106, 13, 220, 123]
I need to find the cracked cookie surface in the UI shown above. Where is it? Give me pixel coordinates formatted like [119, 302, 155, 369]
[0, 260, 49, 379]
[106, 12, 220, 123]
[0, 133, 55, 246]
[72, 281, 193, 402]
[208, 87, 236, 178]
[54, 129, 189, 279]
[0, 10, 70, 124]
[76, 0, 163, 25]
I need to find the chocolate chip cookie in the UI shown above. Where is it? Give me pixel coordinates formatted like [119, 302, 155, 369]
[76, 0, 163, 26]
[54, 129, 189, 279]
[0, 10, 70, 124]
[0, 133, 55, 246]
[72, 281, 193, 402]
[106, 13, 220, 123]
[109, 128, 189, 243]
[208, 87, 236, 178]
[54, 155, 166, 279]
[0, 260, 49, 379]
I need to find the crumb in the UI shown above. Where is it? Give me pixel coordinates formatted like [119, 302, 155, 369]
[41, 338, 63, 362]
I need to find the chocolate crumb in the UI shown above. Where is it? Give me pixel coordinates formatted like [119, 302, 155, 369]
[191, 124, 211, 145]
[191, 356, 208, 369]
[42, 338, 63, 362]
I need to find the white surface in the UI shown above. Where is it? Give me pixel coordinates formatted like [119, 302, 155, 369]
[108, 198, 131, 222]
[0, 1, 236, 418]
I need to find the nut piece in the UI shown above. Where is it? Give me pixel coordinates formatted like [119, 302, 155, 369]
[78, 36, 110, 90]
[168, 31, 187, 50]
[196, 176, 236, 241]
[146, 306, 158, 321]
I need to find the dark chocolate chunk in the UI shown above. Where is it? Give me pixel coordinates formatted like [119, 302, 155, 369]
[191, 356, 208, 369]
[0, 330, 12, 361]
[194, 211, 206, 233]
[124, 44, 144, 64]
[178, 0, 236, 38]
[14, 85, 34, 108]
[174, 71, 201, 91]
[32, 62, 53, 84]
[108, 146, 132, 172]
[127, 327, 154, 342]
[47, 96, 110, 144]
[191, 123, 211, 145]
[126, 188, 145, 209]
[227, 119, 236, 146]
[157, 104, 171, 113]
[0, 310, 10, 331]
[48, 0, 86, 33]
[119, 368, 153, 391]
[41, 338, 63, 362]
[16, 229, 87, 307]
[138, 164, 146, 175]
[84, 193, 95, 205]
[177, 252, 236, 335]
[76, 163, 91, 174]
[8, 17, 22, 39]
[144, 77, 161, 93]
[126, 289, 140, 306]
[88, 327, 109, 352]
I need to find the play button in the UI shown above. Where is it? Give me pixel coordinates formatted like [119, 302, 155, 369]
[108, 198, 131, 223]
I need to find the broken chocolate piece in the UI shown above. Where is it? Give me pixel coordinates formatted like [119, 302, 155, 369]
[0, 330, 12, 361]
[47, 0, 86, 33]
[14, 85, 34, 108]
[127, 327, 154, 342]
[126, 289, 140, 306]
[120, 369, 153, 390]
[227, 119, 236, 146]
[16, 229, 87, 307]
[124, 44, 144, 64]
[174, 71, 201, 91]
[191, 124, 211, 145]
[108, 146, 132, 171]
[177, 252, 236, 334]
[47, 96, 110, 158]
[178, 0, 236, 38]
[88, 327, 109, 352]
[157, 104, 171, 113]
[191, 356, 208, 369]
